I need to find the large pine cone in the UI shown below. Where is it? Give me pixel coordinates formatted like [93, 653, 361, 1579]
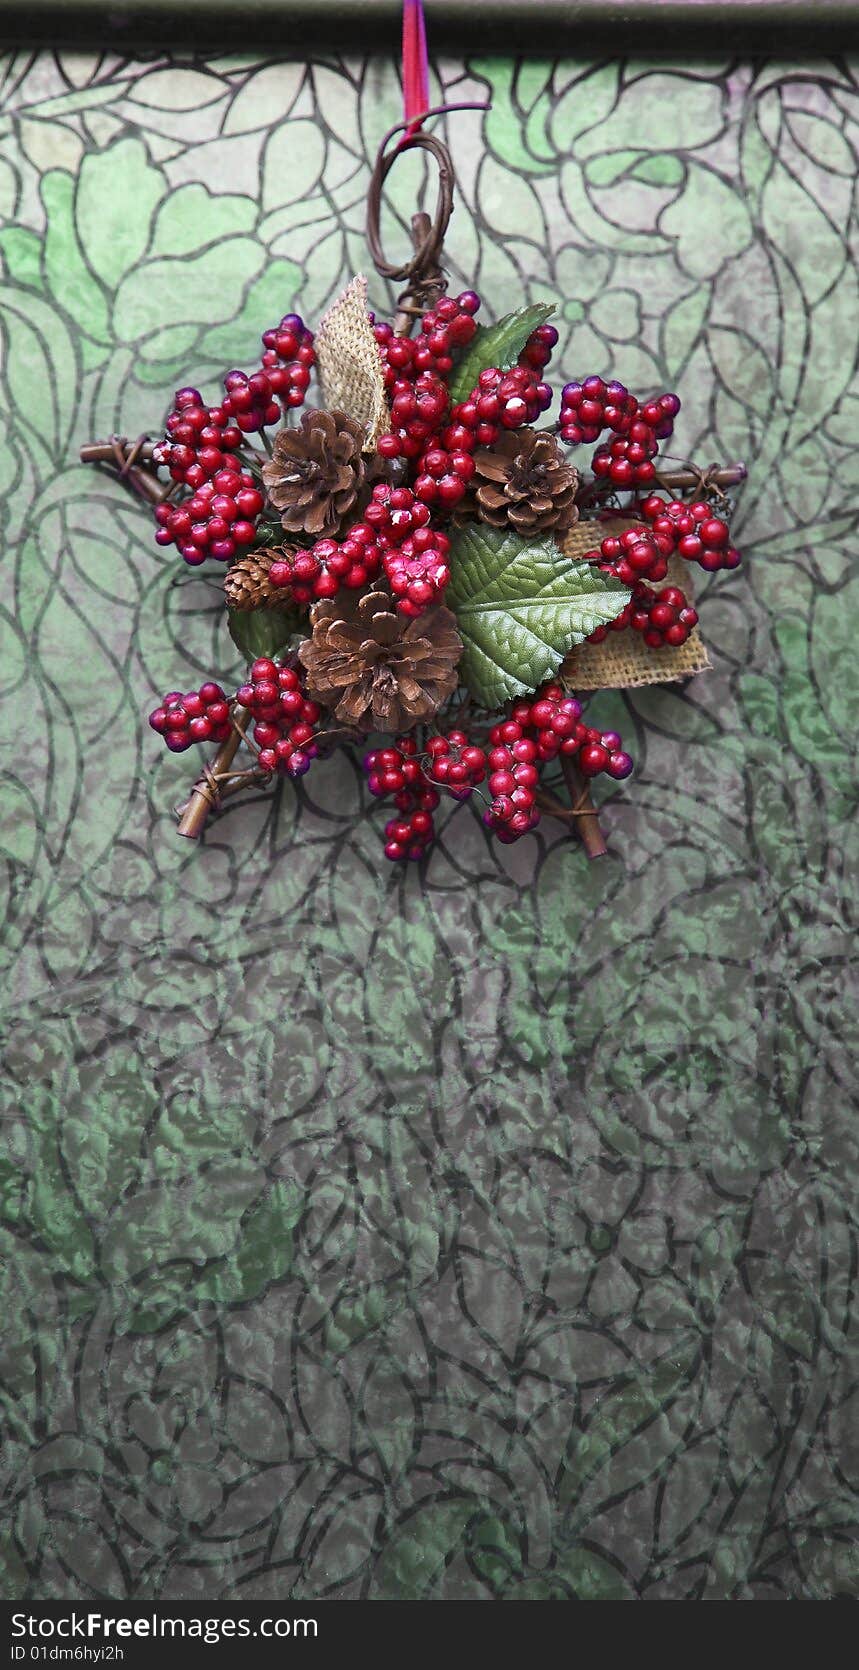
[262, 409, 366, 539]
[298, 589, 462, 733]
[466, 428, 579, 535]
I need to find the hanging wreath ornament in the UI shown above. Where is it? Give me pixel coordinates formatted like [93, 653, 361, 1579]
[81, 0, 746, 862]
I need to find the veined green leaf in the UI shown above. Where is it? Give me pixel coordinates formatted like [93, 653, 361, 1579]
[447, 522, 630, 709]
[446, 303, 556, 406]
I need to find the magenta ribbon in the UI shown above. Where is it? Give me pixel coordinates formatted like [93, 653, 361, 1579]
[401, 0, 430, 142]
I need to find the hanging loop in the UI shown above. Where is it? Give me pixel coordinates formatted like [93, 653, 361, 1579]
[366, 104, 485, 331]
[366, 125, 454, 326]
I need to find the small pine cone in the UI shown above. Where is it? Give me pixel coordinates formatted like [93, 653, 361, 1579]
[262, 408, 366, 539]
[223, 548, 289, 610]
[298, 588, 462, 733]
[465, 427, 580, 535]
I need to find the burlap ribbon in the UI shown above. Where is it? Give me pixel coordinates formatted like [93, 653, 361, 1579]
[314, 275, 390, 452]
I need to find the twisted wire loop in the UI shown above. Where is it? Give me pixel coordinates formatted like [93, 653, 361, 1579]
[366, 124, 455, 326]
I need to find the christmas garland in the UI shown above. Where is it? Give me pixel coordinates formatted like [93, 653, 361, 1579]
[82, 107, 745, 864]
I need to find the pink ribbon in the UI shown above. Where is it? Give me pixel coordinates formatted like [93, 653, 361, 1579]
[401, 0, 430, 141]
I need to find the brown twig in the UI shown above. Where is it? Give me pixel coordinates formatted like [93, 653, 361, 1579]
[79, 435, 169, 504]
[652, 462, 747, 495]
[176, 708, 253, 839]
[575, 461, 746, 515]
[559, 754, 608, 860]
[367, 122, 454, 332]
[393, 211, 445, 333]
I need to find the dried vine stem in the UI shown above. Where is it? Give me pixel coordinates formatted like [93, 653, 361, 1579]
[653, 463, 747, 494]
[559, 754, 607, 860]
[176, 709, 254, 839]
[575, 461, 746, 515]
[79, 436, 169, 504]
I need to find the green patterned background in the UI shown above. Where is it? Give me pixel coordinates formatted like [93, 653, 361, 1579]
[1, 47, 857, 1601]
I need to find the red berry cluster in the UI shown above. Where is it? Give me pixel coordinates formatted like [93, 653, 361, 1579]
[158, 386, 243, 476]
[377, 370, 450, 463]
[519, 322, 560, 376]
[641, 496, 741, 571]
[576, 728, 634, 779]
[235, 658, 321, 777]
[221, 369, 280, 435]
[482, 684, 634, 841]
[152, 316, 313, 562]
[524, 684, 632, 780]
[516, 686, 583, 760]
[559, 377, 681, 488]
[482, 710, 546, 842]
[260, 312, 315, 410]
[154, 466, 264, 565]
[149, 682, 231, 752]
[376, 317, 557, 504]
[412, 443, 475, 511]
[592, 424, 659, 489]
[424, 729, 486, 800]
[448, 356, 554, 455]
[630, 583, 699, 648]
[559, 377, 637, 444]
[595, 523, 672, 585]
[363, 737, 441, 862]
[373, 293, 481, 469]
[374, 291, 481, 390]
[364, 482, 432, 542]
[383, 528, 451, 617]
[269, 524, 383, 605]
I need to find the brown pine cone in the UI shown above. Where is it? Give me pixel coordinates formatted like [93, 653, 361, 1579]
[223, 548, 289, 610]
[262, 408, 366, 539]
[298, 589, 462, 733]
[466, 428, 579, 535]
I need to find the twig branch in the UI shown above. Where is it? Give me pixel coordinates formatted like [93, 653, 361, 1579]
[176, 709, 254, 840]
[652, 463, 747, 494]
[559, 754, 607, 860]
[575, 461, 747, 515]
[79, 435, 168, 504]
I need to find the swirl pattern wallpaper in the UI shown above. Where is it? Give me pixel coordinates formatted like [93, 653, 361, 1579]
[0, 45, 857, 1602]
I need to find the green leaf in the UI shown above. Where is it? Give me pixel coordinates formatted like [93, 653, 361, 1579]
[446, 303, 555, 406]
[0, 227, 44, 291]
[76, 137, 167, 291]
[41, 170, 112, 345]
[446, 523, 630, 709]
[0, 284, 78, 459]
[150, 182, 256, 259]
[198, 257, 301, 364]
[227, 606, 302, 664]
[113, 236, 266, 340]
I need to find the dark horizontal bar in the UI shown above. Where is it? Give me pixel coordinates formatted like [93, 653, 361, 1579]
[1, 0, 858, 53]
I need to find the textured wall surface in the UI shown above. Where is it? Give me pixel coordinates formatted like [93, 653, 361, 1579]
[1, 49, 857, 1602]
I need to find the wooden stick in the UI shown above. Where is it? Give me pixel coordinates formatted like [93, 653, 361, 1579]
[652, 463, 747, 493]
[176, 709, 252, 840]
[574, 462, 746, 515]
[560, 753, 607, 860]
[79, 436, 168, 504]
[392, 211, 442, 335]
[79, 437, 160, 466]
